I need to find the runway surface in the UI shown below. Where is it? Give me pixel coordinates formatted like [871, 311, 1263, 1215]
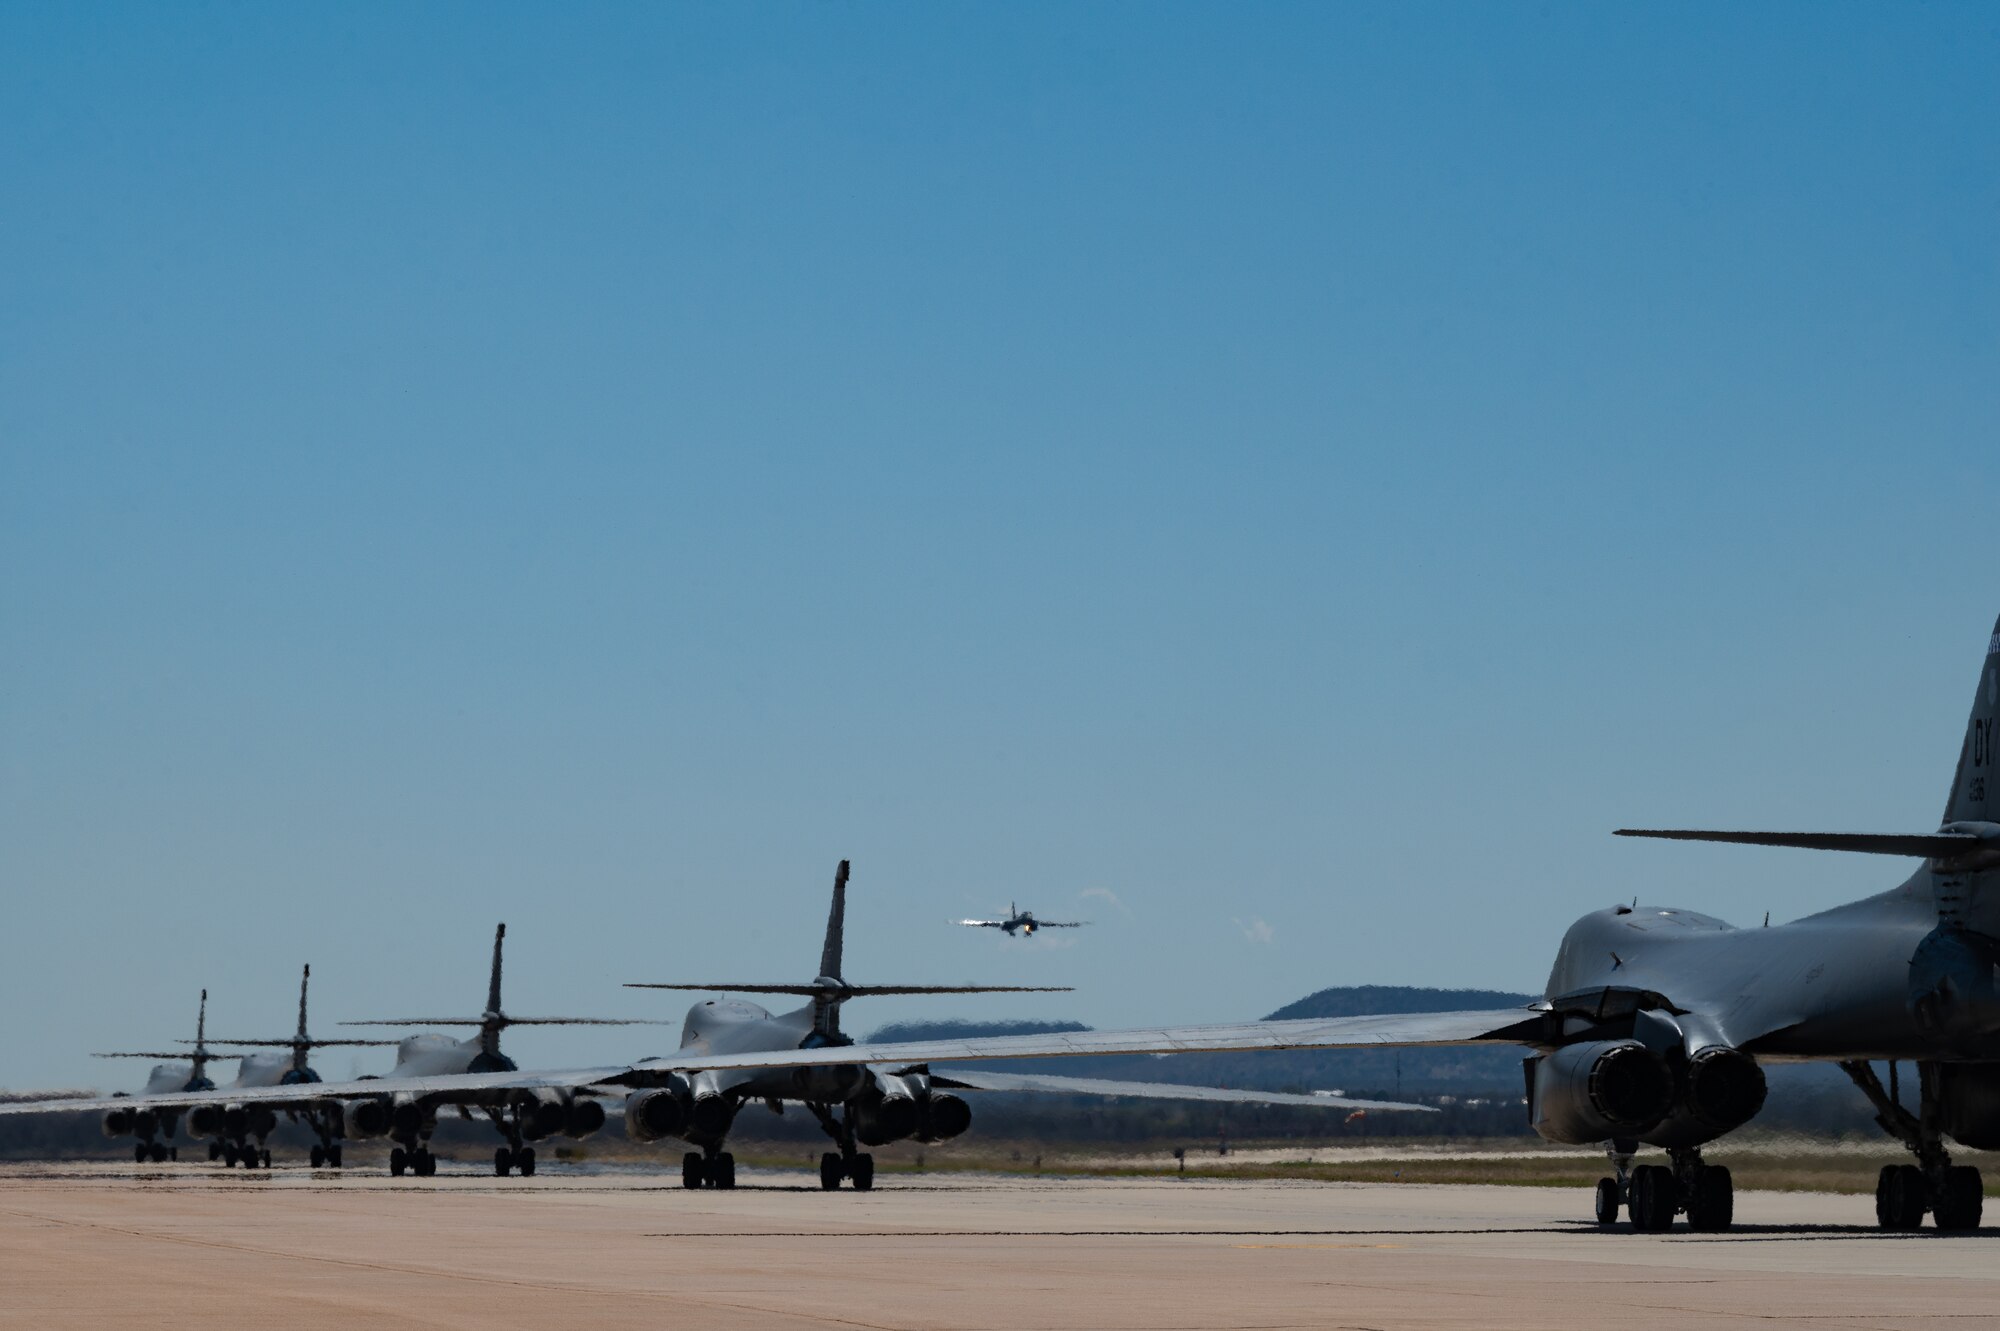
[3, 1162, 1997, 1330]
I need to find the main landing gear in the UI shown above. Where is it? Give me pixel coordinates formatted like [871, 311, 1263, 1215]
[217, 1139, 272, 1169]
[486, 1106, 541, 1177]
[683, 1149, 736, 1189]
[389, 1140, 438, 1177]
[133, 1140, 174, 1164]
[1594, 1141, 1733, 1232]
[807, 1104, 875, 1191]
[495, 1146, 537, 1177]
[1841, 1061, 1984, 1232]
[306, 1109, 346, 1169]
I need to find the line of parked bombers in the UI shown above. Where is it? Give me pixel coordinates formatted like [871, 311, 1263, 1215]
[89, 898, 998, 1187]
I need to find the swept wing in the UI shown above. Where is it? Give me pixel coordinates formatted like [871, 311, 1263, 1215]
[0, 1006, 1538, 1116]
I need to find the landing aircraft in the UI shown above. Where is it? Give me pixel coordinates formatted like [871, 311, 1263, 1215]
[333, 923, 665, 1176]
[193, 964, 399, 1168]
[621, 861, 1396, 1189]
[956, 903, 1087, 937]
[26, 616, 2000, 1229]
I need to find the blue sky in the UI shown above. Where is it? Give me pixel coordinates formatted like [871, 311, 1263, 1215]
[2, 3, 1996, 1090]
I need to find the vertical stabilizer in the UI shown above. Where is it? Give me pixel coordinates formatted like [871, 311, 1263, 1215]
[294, 965, 312, 1069]
[819, 861, 850, 981]
[483, 924, 507, 1055]
[1943, 616, 2000, 826]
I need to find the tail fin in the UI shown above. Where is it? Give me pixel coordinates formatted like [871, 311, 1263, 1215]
[818, 861, 849, 980]
[296, 965, 310, 1044]
[1944, 615, 2000, 825]
[486, 924, 506, 1016]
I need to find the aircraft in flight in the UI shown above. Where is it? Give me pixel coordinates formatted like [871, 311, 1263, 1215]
[333, 922, 666, 1177]
[619, 860, 1387, 1189]
[193, 964, 399, 1168]
[27, 614, 2000, 1230]
[955, 903, 1088, 937]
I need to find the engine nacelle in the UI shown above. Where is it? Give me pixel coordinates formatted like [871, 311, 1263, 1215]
[101, 1108, 132, 1138]
[1938, 1063, 2000, 1148]
[564, 1098, 607, 1139]
[186, 1105, 224, 1138]
[916, 1093, 971, 1142]
[624, 1089, 689, 1143]
[519, 1096, 567, 1141]
[388, 1099, 433, 1139]
[688, 1093, 737, 1140]
[1529, 1040, 1675, 1144]
[1637, 1045, 1769, 1147]
[853, 1089, 921, 1146]
[347, 1099, 392, 1139]
[222, 1105, 279, 1140]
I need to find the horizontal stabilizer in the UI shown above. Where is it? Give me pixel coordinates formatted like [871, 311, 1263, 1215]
[1615, 828, 1983, 858]
[338, 1016, 671, 1028]
[625, 983, 1073, 996]
[203, 1031, 406, 1039]
[927, 1068, 1434, 1113]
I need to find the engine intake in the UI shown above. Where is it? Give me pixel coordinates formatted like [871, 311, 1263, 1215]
[186, 1105, 224, 1138]
[101, 1108, 132, 1138]
[1530, 1040, 1675, 1144]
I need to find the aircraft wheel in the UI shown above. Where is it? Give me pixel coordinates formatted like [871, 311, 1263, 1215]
[518, 1148, 536, 1177]
[495, 1147, 513, 1177]
[168, 1146, 178, 1163]
[417, 1150, 437, 1177]
[1593, 1178, 1620, 1225]
[820, 1153, 844, 1190]
[1685, 1165, 1733, 1232]
[135, 1142, 150, 1165]
[328, 1144, 344, 1169]
[208, 1141, 222, 1162]
[711, 1152, 736, 1190]
[681, 1152, 704, 1189]
[1934, 1166, 1983, 1232]
[850, 1153, 875, 1192]
[1628, 1164, 1676, 1232]
[261, 1150, 272, 1168]
[222, 1141, 239, 1168]
[389, 1147, 408, 1177]
[311, 1145, 326, 1169]
[150, 1142, 170, 1164]
[1876, 1165, 1927, 1230]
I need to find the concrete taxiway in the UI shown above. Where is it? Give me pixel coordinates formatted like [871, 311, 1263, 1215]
[2, 1162, 1996, 1329]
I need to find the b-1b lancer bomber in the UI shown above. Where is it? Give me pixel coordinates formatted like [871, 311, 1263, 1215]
[334, 923, 665, 1176]
[955, 903, 1087, 937]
